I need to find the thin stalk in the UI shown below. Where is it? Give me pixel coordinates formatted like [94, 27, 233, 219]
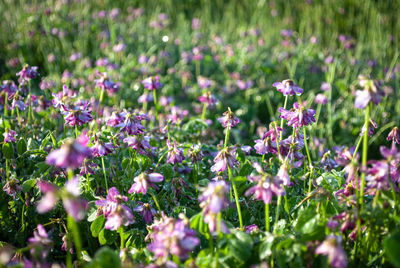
[119, 227, 125, 249]
[303, 126, 314, 194]
[151, 192, 162, 214]
[101, 156, 108, 192]
[153, 90, 159, 122]
[359, 104, 370, 207]
[265, 203, 270, 232]
[229, 167, 243, 230]
[279, 95, 289, 140]
[67, 215, 83, 263]
[273, 195, 282, 234]
[155, 149, 169, 170]
[201, 103, 207, 121]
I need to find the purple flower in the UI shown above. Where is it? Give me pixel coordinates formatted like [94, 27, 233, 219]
[387, 127, 400, 144]
[254, 124, 282, 155]
[187, 144, 204, 163]
[106, 111, 124, 127]
[128, 172, 164, 195]
[360, 119, 377, 137]
[28, 225, 53, 261]
[16, 65, 39, 83]
[315, 235, 347, 268]
[354, 75, 385, 109]
[142, 76, 162, 90]
[366, 160, 392, 194]
[334, 147, 358, 183]
[46, 137, 92, 169]
[147, 214, 199, 263]
[211, 146, 239, 173]
[198, 91, 218, 107]
[63, 101, 93, 127]
[134, 202, 156, 224]
[3, 178, 22, 198]
[315, 93, 328, 105]
[138, 92, 154, 103]
[80, 159, 98, 176]
[167, 140, 185, 164]
[1, 80, 18, 99]
[279, 134, 305, 167]
[91, 139, 116, 157]
[199, 181, 230, 234]
[95, 72, 121, 96]
[3, 129, 16, 143]
[95, 187, 134, 231]
[245, 224, 259, 234]
[278, 102, 316, 128]
[217, 107, 241, 129]
[192, 18, 200, 30]
[245, 163, 285, 204]
[117, 111, 148, 135]
[320, 82, 331, 91]
[236, 79, 253, 90]
[167, 106, 189, 124]
[197, 76, 213, 89]
[273, 79, 303, 96]
[37, 178, 88, 221]
[123, 135, 151, 155]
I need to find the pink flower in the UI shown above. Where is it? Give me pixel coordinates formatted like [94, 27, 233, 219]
[211, 146, 239, 173]
[128, 172, 164, 195]
[273, 79, 303, 96]
[217, 107, 240, 129]
[315, 235, 347, 268]
[3, 129, 16, 143]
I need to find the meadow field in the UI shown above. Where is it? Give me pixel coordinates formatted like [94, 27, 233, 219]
[0, 0, 400, 267]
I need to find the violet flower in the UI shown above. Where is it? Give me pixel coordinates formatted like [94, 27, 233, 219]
[387, 127, 400, 144]
[3, 129, 16, 143]
[117, 111, 148, 135]
[354, 75, 385, 109]
[16, 65, 39, 83]
[1, 80, 18, 99]
[167, 140, 185, 164]
[273, 79, 303, 96]
[278, 102, 316, 128]
[142, 76, 162, 90]
[315, 93, 328, 105]
[197, 76, 213, 89]
[95, 72, 121, 96]
[218, 107, 241, 129]
[199, 181, 230, 234]
[91, 138, 116, 157]
[360, 119, 377, 137]
[63, 101, 93, 127]
[198, 91, 218, 107]
[128, 172, 164, 195]
[254, 124, 282, 155]
[28, 225, 53, 261]
[3, 178, 22, 198]
[315, 235, 347, 268]
[147, 214, 199, 263]
[95, 187, 134, 231]
[123, 135, 151, 155]
[134, 202, 156, 224]
[245, 163, 285, 204]
[46, 137, 92, 169]
[211, 146, 239, 173]
[37, 177, 88, 221]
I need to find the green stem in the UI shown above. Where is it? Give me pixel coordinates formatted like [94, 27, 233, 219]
[224, 126, 230, 148]
[153, 89, 159, 123]
[75, 125, 79, 139]
[151, 192, 162, 214]
[119, 227, 125, 249]
[265, 203, 270, 232]
[201, 103, 207, 121]
[101, 156, 108, 192]
[155, 149, 169, 170]
[279, 95, 289, 140]
[229, 167, 243, 230]
[359, 104, 370, 207]
[273, 195, 282, 234]
[67, 215, 83, 262]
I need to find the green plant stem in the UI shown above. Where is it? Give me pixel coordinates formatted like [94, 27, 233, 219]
[101, 156, 108, 192]
[153, 89, 159, 122]
[151, 192, 162, 214]
[273, 195, 282, 234]
[359, 104, 370, 207]
[224, 126, 230, 148]
[229, 166, 243, 230]
[279, 95, 289, 140]
[75, 125, 79, 139]
[155, 149, 169, 170]
[119, 227, 125, 249]
[303, 126, 314, 194]
[67, 215, 83, 263]
[265, 203, 270, 232]
[201, 103, 207, 121]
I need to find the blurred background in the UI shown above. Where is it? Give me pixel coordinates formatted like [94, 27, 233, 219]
[0, 0, 399, 158]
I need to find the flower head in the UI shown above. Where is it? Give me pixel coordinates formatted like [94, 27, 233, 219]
[167, 140, 185, 164]
[354, 75, 385, 109]
[3, 129, 16, 143]
[278, 102, 316, 128]
[198, 91, 218, 107]
[254, 123, 282, 155]
[211, 146, 239, 173]
[28, 225, 53, 261]
[217, 107, 241, 129]
[95, 72, 121, 96]
[128, 172, 164, 195]
[245, 163, 285, 204]
[273, 79, 303, 96]
[315, 235, 347, 268]
[123, 135, 151, 155]
[142, 76, 162, 90]
[387, 127, 400, 144]
[46, 137, 91, 169]
[16, 65, 39, 83]
[62, 101, 93, 127]
[95, 187, 134, 231]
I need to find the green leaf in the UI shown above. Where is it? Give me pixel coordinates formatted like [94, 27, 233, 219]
[91, 215, 105, 237]
[259, 232, 274, 260]
[190, 213, 210, 239]
[89, 247, 121, 268]
[228, 229, 253, 262]
[161, 164, 174, 180]
[17, 139, 27, 155]
[2, 142, 14, 159]
[384, 231, 400, 267]
[295, 207, 319, 234]
[22, 179, 36, 193]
